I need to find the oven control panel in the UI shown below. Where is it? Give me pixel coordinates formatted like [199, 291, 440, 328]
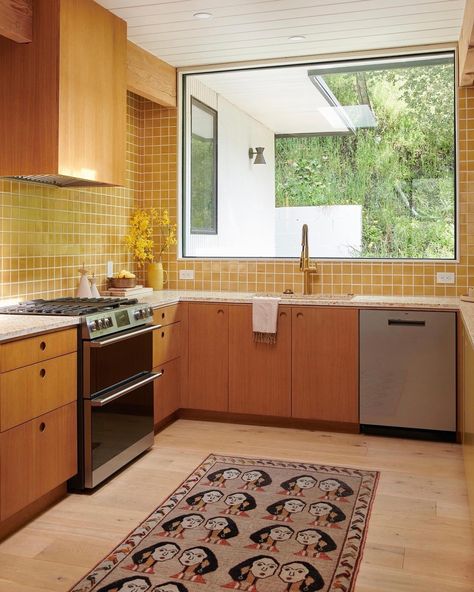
[83, 304, 154, 339]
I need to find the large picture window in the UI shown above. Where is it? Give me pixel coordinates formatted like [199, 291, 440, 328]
[182, 52, 456, 259]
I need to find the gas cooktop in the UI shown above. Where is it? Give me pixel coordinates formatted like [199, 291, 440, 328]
[0, 297, 156, 340]
[0, 297, 140, 316]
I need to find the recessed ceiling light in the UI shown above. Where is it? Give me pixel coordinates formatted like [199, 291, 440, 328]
[193, 11, 213, 19]
[289, 35, 306, 41]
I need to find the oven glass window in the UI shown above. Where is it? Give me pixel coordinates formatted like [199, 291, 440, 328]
[89, 332, 152, 394]
[91, 383, 153, 471]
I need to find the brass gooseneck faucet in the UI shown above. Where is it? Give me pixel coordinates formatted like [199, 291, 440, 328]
[299, 224, 318, 295]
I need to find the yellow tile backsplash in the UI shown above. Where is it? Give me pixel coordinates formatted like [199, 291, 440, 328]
[1, 87, 474, 301]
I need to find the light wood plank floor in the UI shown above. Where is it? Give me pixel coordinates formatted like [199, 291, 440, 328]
[0, 419, 473, 592]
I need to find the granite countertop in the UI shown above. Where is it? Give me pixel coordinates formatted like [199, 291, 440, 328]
[460, 301, 474, 348]
[0, 314, 80, 343]
[140, 290, 460, 310]
[0, 290, 463, 343]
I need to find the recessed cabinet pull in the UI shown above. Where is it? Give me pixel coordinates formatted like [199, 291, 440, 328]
[161, 331, 165, 338]
[39, 422, 46, 432]
[297, 312, 303, 318]
[161, 368, 165, 375]
[39, 368, 46, 378]
[217, 309, 224, 314]
[280, 311, 287, 318]
[40, 341, 46, 351]
[161, 312, 165, 319]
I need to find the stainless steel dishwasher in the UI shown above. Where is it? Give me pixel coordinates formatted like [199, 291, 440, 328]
[360, 309, 456, 440]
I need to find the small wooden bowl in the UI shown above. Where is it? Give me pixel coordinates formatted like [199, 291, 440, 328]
[110, 278, 137, 288]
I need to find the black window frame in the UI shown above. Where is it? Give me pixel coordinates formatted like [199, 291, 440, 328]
[181, 50, 457, 261]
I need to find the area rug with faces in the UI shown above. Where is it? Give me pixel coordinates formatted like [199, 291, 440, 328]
[70, 454, 379, 592]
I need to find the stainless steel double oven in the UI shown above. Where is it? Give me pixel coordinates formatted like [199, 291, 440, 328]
[73, 306, 162, 489]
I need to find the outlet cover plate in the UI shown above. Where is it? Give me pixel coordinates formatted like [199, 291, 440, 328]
[179, 269, 194, 280]
[436, 272, 455, 284]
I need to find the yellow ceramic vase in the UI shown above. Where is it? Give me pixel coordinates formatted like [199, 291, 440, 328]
[147, 261, 167, 291]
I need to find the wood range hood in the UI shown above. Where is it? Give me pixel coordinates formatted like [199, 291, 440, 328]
[0, 0, 127, 188]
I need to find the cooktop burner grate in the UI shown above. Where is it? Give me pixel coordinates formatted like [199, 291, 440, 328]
[0, 297, 140, 316]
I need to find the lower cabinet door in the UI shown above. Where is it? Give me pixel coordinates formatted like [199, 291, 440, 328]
[154, 357, 181, 424]
[0, 419, 35, 519]
[292, 307, 359, 424]
[186, 303, 229, 411]
[0, 403, 77, 520]
[229, 304, 291, 416]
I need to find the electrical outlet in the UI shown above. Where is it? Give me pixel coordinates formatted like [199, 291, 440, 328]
[179, 269, 194, 280]
[436, 272, 455, 284]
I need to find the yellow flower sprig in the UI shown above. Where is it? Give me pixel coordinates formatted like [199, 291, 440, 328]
[124, 208, 177, 266]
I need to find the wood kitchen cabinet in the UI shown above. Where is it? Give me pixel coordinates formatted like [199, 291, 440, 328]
[0, 352, 77, 431]
[0, 0, 126, 186]
[0, 328, 78, 524]
[292, 307, 359, 425]
[184, 303, 229, 411]
[154, 357, 181, 424]
[229, 305, 291, 416]
[153, 322, 182, 368]
[0, 402, 77, 521]
[152, 304, 187, 426]
[462, 329, 474, 525]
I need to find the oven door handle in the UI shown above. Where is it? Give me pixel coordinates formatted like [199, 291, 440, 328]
[91, 372, 162, 407]
[89, 323, 162, 348]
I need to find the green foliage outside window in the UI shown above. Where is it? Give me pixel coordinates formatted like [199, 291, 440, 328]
[275, 62, 455, 259]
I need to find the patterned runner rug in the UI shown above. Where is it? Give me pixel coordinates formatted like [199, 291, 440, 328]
[70, 454, 379, 592]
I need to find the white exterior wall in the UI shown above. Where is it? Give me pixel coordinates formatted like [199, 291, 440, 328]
[185, 81, 275, 257]
[275, 205, 362, 258]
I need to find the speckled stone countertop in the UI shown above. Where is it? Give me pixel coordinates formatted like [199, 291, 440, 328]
[460, 301, 474, 347]
[0, 291, 462, 343]
[140, 290, 460, 310]
[0, 315, 80, 343]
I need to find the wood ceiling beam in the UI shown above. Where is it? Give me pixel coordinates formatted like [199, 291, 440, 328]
[127, 41, 176, 108]
[459, 0, 474, 86]
[0, 0, 32, 43]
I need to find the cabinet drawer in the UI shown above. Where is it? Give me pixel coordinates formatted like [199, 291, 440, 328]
[153, 304, 182, 327]
[153, 322, 181, 367]
[0, 328, 77, 372]
[0, 402, 77, 520]
[0, 353, 77, 431]
[154, 357, 181, 424]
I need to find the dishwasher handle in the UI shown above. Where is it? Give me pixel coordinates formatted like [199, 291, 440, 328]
[388, 319, 426, 327]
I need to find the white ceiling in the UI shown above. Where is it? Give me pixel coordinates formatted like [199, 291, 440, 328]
[96, 0, 465, 68]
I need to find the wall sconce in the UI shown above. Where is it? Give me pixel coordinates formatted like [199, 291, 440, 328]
[248, 146, 266, 165]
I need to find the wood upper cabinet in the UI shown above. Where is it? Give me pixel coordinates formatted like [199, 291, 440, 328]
[185, 303, 229, 411]
[0, 0, 126, 186]
[229, 305, 291, 417]
[292, 307, 359, 424]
